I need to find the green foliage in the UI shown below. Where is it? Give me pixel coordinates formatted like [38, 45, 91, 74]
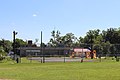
[49, 30, 61, 47]
[47, 28, 120, 55]
[1, 27, 120, 56]
[62, 33, 76, 47]
[0, 39, 12, 52]
[84, 29, 100, 44]
[14, 38, 27, 48]
[0, 46, 6, 61]
[49, 30, 76, 47]
[0, 46, 4, 52]
[0, 38, 27, 55]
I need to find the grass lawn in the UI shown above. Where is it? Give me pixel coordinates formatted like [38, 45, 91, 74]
[0, 58, 120, 80]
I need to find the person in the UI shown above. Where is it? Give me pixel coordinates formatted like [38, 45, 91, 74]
[81, 58, 83, 63]
[16, 57, 19, 63]
[98, 54, 101, 59]
[98, 54, 101, 62]
[115, 54, 119, 62]
[80, 53, 84, 63]
[115, 54, 117, 59]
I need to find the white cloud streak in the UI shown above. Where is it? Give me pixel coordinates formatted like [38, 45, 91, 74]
[33, 14, 37, 17]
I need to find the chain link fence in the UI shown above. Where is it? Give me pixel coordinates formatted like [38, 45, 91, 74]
[19, 44, 120, 63]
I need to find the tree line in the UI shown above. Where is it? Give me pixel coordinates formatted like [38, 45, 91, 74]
[1, 27, 120, 55]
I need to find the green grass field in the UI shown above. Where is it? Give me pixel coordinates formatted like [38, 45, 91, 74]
[0, 58, 120, 80]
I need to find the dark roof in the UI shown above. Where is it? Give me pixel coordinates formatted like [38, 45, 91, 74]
[18, 47, 72, 51]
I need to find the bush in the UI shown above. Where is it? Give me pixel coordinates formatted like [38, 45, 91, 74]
[0, 52, 7, 61]
[116, 58, 119, 62]
[0, 56, 5, 61]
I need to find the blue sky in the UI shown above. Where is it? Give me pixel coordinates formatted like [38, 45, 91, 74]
[0, 0, 120, 43]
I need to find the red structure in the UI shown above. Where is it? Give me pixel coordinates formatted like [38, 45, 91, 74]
[70, 48, 96, 59]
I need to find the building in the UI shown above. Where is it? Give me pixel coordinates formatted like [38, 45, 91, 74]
[18, 47, 72, 57]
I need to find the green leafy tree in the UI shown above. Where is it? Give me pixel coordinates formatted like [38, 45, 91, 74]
[83, 29, 100, 45]
[14, 38, 27, 48]
[61, 33, 75, 47]
[0, 39, 12, 53]
[0, 46, 6, 58]
[101, 41, 111, 54]
[93, 35, 103, 54]
[104, 28, 120, 44]
[49, 30, 61, 47]
[109, 44, 116, 54]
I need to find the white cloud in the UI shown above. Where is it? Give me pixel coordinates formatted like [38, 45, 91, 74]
[33, 14, 37, 17]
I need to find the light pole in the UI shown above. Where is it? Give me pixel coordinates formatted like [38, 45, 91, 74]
[13, 31, 18, 54]
[41, 31, 45, 63]
[13, 31, 18, 63]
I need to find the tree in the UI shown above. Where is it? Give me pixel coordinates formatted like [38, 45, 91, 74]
[0, 39, 12, 53]
[93, 35, 103, 54]
[0, 46, 6, 60]
[0, 45, 7, 59]
[40, 43, 46, 47]
[104, 28, 120, 44]
[109, 44, 116, 54]
[62, 33, 75, 47]
[47, 27, 120, 55]
[85, 29, 100, 44]
[101, 41, 111, 54]
[13, 38, 27, 48]
[34, 38, 39, 46]
[78, 37, 84, 43]
[49, 30, 61, 47]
